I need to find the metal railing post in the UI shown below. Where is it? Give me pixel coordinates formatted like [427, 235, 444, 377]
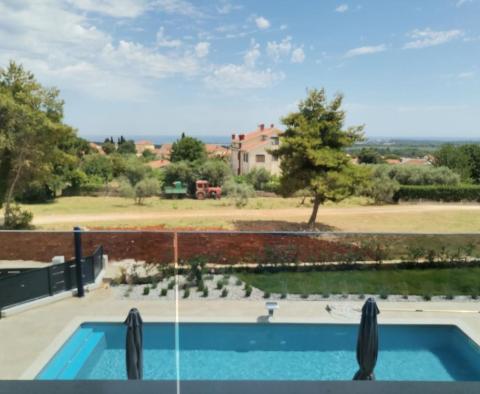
[74, 226, 85, 298]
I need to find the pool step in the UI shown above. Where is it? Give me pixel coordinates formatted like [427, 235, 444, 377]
[38, 328, 104, 380]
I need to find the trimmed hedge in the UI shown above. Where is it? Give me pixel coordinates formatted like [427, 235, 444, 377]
[394, 184, 480, 202]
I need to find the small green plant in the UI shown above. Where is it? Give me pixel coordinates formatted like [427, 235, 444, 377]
[471, 294, 478, 300]
[263, 292, 271, 299]
[151, 280, 158, 289]
[341, 293, 348, 299]
[160, 288, 168, 297]
[216, 280, 224, 290]
[402, 294, 409, 300]
[423, 294, 432, 301]
[221, 288, 228, 298]
[183, 288, 190, 298]
[168, 280, 175, 290]
[445, 294, 454, 300]
[358, 294, 366, 300]
[280, 292, 287, 299]
[235, 279, 242, 286]
[223, 274, 231, 280]
[123, 290, 130, 297]
[322, 292, 330, 299]
[203, 287, 209, 297]
[245, 285, 252, 297]
[197, 280, 204, 292]
[204, 274, 214, 281]
[379, 292, 388, 300]
[143, 286, 150, 296]
[301, 292, 309, 299]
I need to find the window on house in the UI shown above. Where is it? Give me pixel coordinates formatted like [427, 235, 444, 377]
[243, 153, 249, 162]
[271, 137, 279, 145]
[256, 154, 266, 163]
[261, 135, 268, 141]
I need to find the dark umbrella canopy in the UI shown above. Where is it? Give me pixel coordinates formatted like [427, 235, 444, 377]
[353, 297, 380, 380]
[125, 308, 143, 380]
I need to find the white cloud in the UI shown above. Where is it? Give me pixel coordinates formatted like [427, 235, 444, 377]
[456, 0, 473, 7]
[267, 37, 292, 62]
[280, 24, 288, 30]
[0, 1, 202, 100]
[68, 0, 149, 18]
[335, 4, 349, 13]
[243, 40, 261, 68]
[291, 47, 305, 63]
[205, 40, 284, 90]
[156, 27, 182, 48]
[101, 40, 198, 79]
[345, 44, 386, 57]
[458, 71, 475, 79]
[154, 0, 203, 17]
[403, 28, 464, 49]
[216, 0, 242, 14]
[255, 16, 270, 29]
[195, 42, 210, 58]
[204, 64, 284, 90]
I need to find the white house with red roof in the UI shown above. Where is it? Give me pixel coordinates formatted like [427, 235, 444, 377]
[230, 123, 281, 176]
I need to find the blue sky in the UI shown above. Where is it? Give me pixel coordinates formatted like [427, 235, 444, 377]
[0, 0, 479, 140]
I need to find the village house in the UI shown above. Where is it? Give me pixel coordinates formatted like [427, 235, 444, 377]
[135, 140, 156, 156]
[155, 143, 230, 161]
[230, 124, 281, 176]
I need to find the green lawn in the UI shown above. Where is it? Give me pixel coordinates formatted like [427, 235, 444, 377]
[238, 268, 480, 296]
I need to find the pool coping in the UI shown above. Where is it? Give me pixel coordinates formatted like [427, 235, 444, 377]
[21, 312, 480, 380]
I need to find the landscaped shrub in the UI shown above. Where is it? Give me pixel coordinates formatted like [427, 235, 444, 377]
[160, 288, 168, 296]
[301, 292, 309, 299]
[263, 292, 271, 299]
[3, 204, 33, 229]
[143, 286, 150, 295]
[203, 287, 209, 297]
[235, 279, 242, 286]
[395, 184, 480, 202]
[245, 285, 252, 297]
[379, 292, 388, 300]
[168, 280, 175, 290]
[322, 292, 330, 299]
[197, 280, 204, 292]
[281, 292, 287, 299]
[183, 288, 190, 298]
[216, 280, 224, 290]
[423, 294, 432, 301]
[221, 288, 228, 298]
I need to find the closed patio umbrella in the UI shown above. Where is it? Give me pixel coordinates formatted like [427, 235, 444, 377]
[125, 308, 143, 380]
[353, 297, 380, 380]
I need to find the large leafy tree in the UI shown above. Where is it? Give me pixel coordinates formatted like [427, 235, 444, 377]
[434, 144, 480, 183]
[170, 133, 206, 163]
[0, 61, 78, 226]
[272, 88, 370, 227]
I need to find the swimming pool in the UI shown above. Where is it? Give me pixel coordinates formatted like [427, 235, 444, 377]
[37, 323, 480, 381]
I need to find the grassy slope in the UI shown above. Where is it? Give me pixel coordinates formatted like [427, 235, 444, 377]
[238, 268, 480, 296]
[7, 196, 480, 232]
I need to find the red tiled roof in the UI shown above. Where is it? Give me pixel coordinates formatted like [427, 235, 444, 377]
[135, 140, 154, 145]
[147, 159, 170, 169]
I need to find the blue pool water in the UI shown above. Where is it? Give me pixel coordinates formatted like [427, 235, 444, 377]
[37, 323, 480, 381]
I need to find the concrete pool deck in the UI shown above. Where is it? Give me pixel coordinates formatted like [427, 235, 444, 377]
[1, 286, 480, 379]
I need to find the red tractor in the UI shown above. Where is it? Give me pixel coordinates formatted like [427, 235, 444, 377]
[195, 180, 222, 200]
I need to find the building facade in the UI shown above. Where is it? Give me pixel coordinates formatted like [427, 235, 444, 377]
[230, 124, 281, 176]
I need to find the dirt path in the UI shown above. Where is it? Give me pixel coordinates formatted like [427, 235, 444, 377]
[33, 204, 480, 225]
